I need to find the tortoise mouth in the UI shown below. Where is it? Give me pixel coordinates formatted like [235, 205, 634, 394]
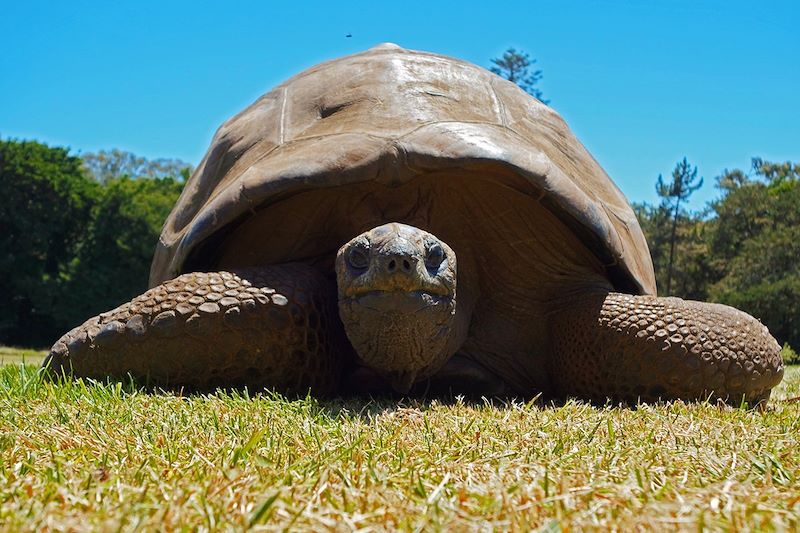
[345, 290, 452, 313]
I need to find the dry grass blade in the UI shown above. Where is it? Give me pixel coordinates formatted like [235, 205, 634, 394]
[0, 350, 798, 531]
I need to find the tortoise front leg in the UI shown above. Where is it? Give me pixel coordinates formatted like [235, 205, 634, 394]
[549, 292, 784, 404]
[43, 265, 345, 394]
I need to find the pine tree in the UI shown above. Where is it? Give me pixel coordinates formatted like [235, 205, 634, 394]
[490, 48, 547, 103]
[655, 158, 703, 294]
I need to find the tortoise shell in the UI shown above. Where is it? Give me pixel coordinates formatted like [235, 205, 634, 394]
[150, 43, 655, 297]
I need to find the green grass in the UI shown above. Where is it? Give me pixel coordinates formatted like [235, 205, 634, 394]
[0, 346, 45, 366]
[0, 351, 798, 530]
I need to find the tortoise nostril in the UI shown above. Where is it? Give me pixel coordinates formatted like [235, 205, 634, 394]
[385, 257, 413, 274]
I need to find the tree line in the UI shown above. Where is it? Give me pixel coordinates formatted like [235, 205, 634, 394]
[635, 157, 799, 356]
[0, 139, 188, 346]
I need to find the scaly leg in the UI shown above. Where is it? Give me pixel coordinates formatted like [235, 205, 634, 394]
[549, 292, 784, 404]
[43, 265, 345, 394]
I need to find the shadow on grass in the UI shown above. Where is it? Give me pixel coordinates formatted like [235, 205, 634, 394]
[16, 362, 798, 422]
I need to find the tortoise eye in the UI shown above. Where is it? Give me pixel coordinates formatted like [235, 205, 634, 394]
[425, 243, 445, 269]
[347, 243, 370, 270]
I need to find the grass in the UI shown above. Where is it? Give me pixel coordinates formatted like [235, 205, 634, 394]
[0, 348, 798, 531]
[0, 346, 45, 366]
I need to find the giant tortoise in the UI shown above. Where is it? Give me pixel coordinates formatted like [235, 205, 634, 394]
[44, 44, 784, 403]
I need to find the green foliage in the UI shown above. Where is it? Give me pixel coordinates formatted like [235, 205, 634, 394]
[59, 176, 184, 329]
[707, 160, 800, 348]
[0, 139, 184, 347]
[0, 139, 97, 346]
[490, 48, 547, 103]
[751, 158, 800, 183]
[654, 157, 704, 295]
[82, 148, 192, 183]
[639, 157, 800, 349]
[781, 343, 799, 366]
[633, 202, 712, 300]
[656, 157, 704, 203]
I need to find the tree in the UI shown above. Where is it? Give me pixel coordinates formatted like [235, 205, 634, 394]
[655, 157, 703, 294]
[750, 157, 800, 182]
[490, 48, 548, 103]
[0, 139, 97, 345]
[82, 148, 192, 183]
[637, 157, 798, 348]
[633, 201, 711, 300]
[60, 176, 184, 328]
[707, 159, 800, 348]
[0, 140, 187, 346]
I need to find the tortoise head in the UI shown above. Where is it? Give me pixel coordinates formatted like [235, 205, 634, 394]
[335, 223, 471, 392]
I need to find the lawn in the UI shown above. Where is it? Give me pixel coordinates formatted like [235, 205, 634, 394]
[0, 346, 45, 366]
[0, 349, 798, 531]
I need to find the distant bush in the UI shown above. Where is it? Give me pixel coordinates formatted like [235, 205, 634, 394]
[0, 139, 184, 347]
[636, 158, 800, 350]
[58, 175, 184, 332]
[781, 343, 799, 366]
[0, 139, 96, 346]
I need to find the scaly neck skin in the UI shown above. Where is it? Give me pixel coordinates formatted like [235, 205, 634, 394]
[335, 223, 472, 392]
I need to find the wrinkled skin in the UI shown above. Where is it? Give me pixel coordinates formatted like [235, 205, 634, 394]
[336, 223, 470, 392]
[44, 222, 784, 405]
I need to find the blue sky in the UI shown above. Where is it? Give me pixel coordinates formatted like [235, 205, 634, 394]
[2, 0, 797, 208]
